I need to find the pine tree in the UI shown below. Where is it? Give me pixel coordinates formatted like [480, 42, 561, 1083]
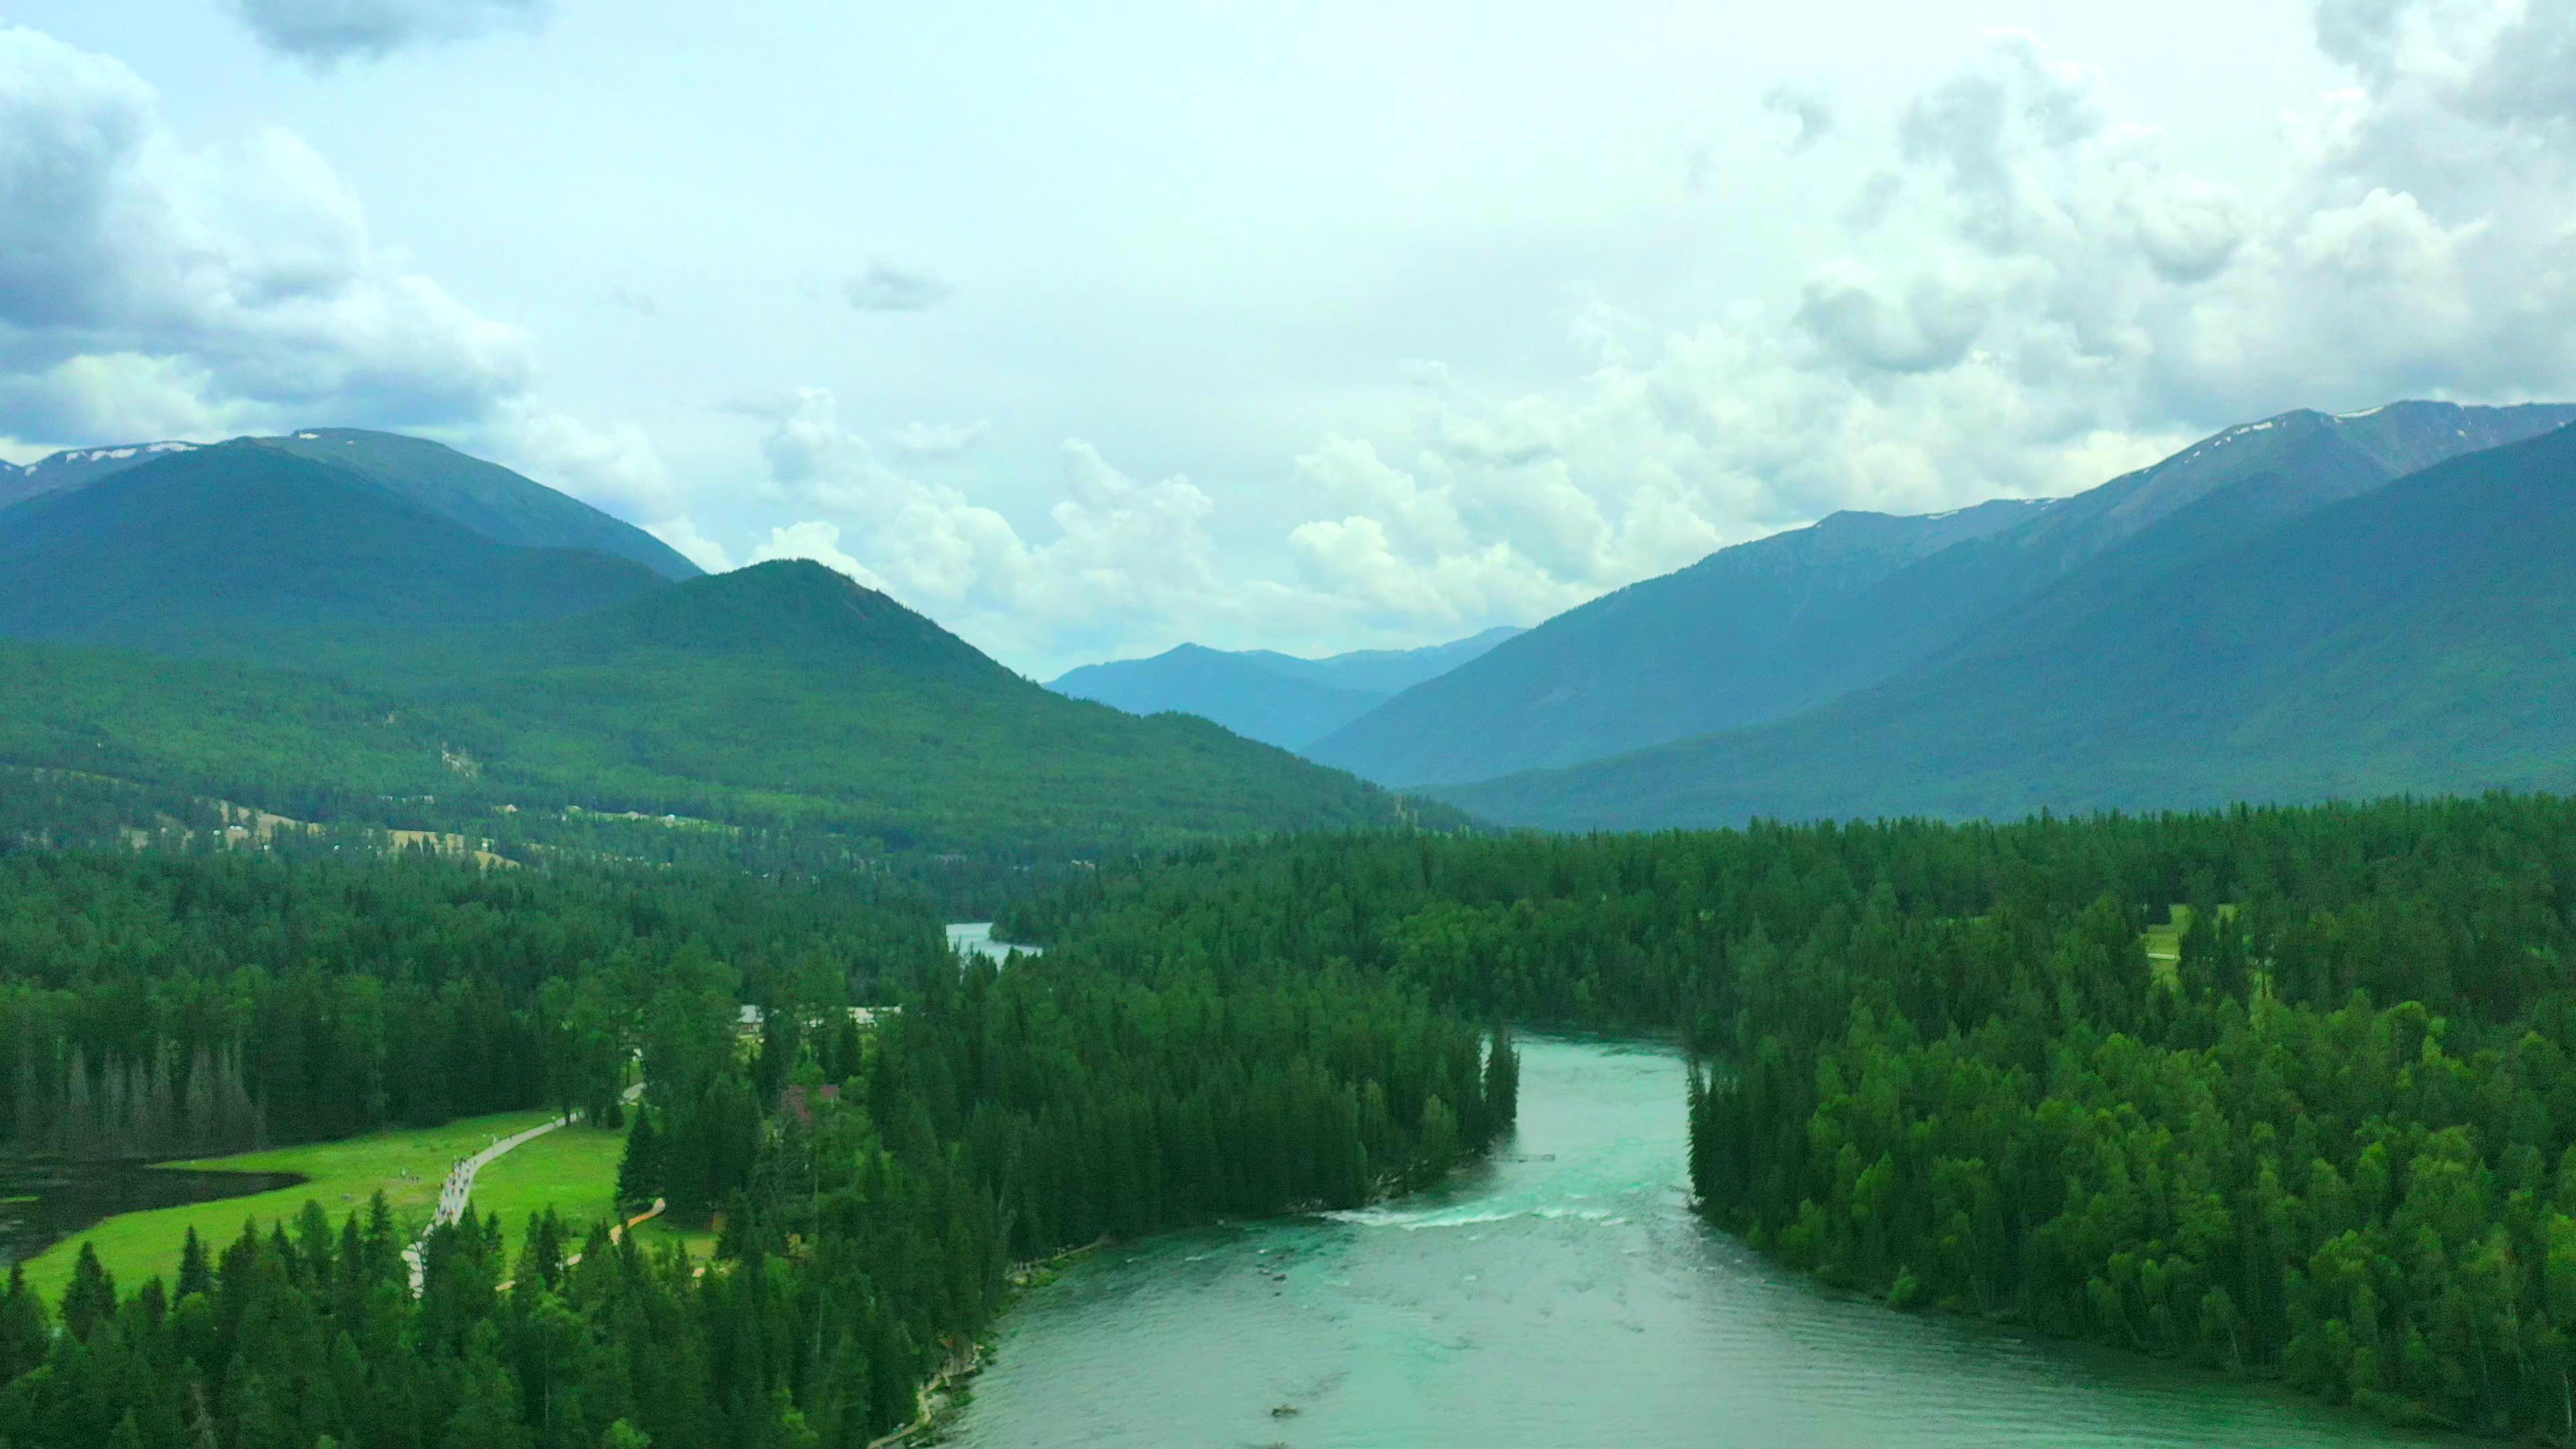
[62, 1045, 93, 1159]
[60, 1242, 115, 1342]
[0, 1265, 47, 1381]
[522, 1212, 566, 1292]
[617, 1108, 662, 1209]
[176, 1228, 212, 1301]
[183, 1044, 217, 1150]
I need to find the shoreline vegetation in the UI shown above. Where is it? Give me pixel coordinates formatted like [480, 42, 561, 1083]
[17, 790, 2576, 1440]
[1005, 797, 2576, 1440]
[896, 1138, 1515, 1447]
[867, 1237, 1113, 1449]
[0, 837, 1516, 1445]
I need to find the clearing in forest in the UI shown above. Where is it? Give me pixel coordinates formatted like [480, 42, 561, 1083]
[19, 1108, 592, 1303]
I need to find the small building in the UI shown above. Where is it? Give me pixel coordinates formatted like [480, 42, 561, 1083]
[780, 1083, 841, 1122]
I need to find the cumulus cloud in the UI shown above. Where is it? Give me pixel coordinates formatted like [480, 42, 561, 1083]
[494, 407, 682, 519]
[1226, 15, 2576, 639]
[1762, 85, 1836, 152]
[1793, 265, 1990, 374]
[645, 516, 735, 574]
[747, 521, 888, 591]
[747, 388, 1554, 670]
[0, 25, 679, 539]
[1287, 439, 1594, 624]
[844, 261, 955, 313]
[381, 5, 2576, 677]
[233, 0, 552, 65]
[889, 418, 990, 458]
[0, 25, 531, 447]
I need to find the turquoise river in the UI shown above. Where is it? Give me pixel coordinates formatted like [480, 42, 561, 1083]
[945, 1034, 2467, 1448]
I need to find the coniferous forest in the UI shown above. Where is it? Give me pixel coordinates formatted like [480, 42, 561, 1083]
[15, 788, 2576, 1440]
[1004, 796, 2576, 1438]
[16, 7, 2576, 1444]
[0, 837, 1511, 1448]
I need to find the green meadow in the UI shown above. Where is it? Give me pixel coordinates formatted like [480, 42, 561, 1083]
[18, 1108, 624, 1303]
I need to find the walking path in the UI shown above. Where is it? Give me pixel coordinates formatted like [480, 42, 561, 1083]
[403, 1083, 645, 1294]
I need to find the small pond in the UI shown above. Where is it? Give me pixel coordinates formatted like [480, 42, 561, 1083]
[0, 1159, 306, 1273]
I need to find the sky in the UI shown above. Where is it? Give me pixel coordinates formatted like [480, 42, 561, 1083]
[3, 1, 2574, 676]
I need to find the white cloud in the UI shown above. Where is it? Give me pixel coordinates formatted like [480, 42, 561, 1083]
[748, 388, 1566, 672]
[645, 515, 734, 574]
[0, 25, 531, 449]
[844, 260, 955, 313]
[1263, 12, 2576, 642]
[18, 7, 2576, 680]
[0, 354, 266, 444]
[1761, 84, 1835, 153]
[889, 418, 991, 458]
[1793, 264, 1990, 374]
[233, 0, 552, 64]
[747, 521, 888, 591]
[494, 406, 680, 519]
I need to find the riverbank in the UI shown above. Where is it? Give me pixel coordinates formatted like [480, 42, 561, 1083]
[864, 1236, 1111, 1448]
[938, 1036, 2470, 1449]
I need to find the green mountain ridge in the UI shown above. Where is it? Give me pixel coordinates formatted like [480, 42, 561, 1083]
[1309, 400, 2576, 788]
[1440, 419, 2576, 829]
[397, 561, 1436, 853]
[0, 440, 203, 513]
[255, 428, 701, 580]
[1048, 625, 1522, 750]
[0, 440, 1443, 855]
[1303, 497, 2050, 784]
[0, 442, 671, 657]
[0, 428, 698, 579]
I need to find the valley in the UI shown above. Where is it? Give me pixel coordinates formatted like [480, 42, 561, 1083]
[6, 411, 2576, 1447]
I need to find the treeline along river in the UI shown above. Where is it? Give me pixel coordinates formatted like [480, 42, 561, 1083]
[947, 1036, 2470, 1448]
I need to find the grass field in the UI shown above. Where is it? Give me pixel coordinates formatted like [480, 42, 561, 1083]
[17, 1108, 617, 1303]
[464, 1120, 628, 1245]
[2141, 910, 2188, 988]
[2141, 904, 2243, 991]
[625, 1215, 720, 1263]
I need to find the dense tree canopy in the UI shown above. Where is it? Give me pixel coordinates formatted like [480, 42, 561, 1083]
[1008, 797, 2576, 1437]
[0, 833, 1512, 1448]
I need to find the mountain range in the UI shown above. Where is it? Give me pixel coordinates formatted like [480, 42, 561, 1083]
[1432, 399, 2576, 830]
[1046, 627, 1522, 750]
[1442, 416, 2576, 828]
[1307, 400, 2576, 789]
[13, 396, 2573, 850]
[0, 432, 1434, 856]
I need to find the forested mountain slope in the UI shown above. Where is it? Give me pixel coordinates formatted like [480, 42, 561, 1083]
[0, 443, 671, 655]
[256, 428, 701, 580]
[1305, 498, 2047, 784]
[1312, 400, 2576, 787]
[0, 428, 698, 578]
[0, 435, 1444, 856]
[402, 561, 1448, 851]
[1049, 625, 1520, 749]
[0, 566, 1443, 857]
[1442, 419, 2576, 829]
